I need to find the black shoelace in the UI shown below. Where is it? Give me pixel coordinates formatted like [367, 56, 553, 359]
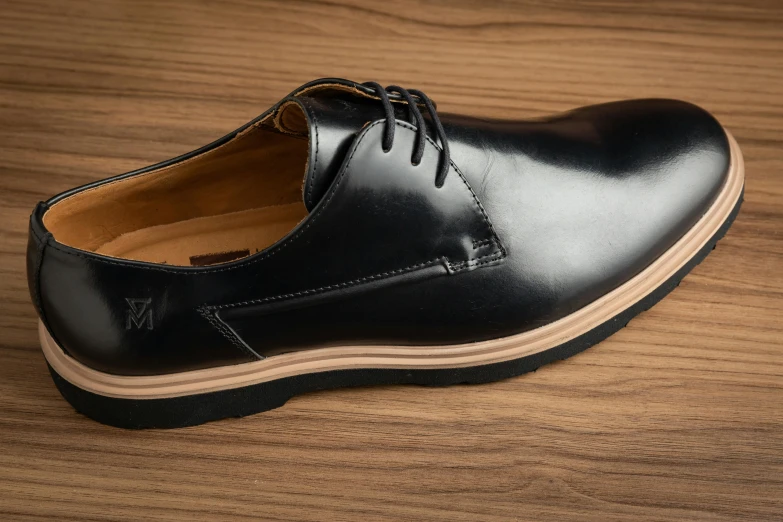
[362, 82, 451, 187]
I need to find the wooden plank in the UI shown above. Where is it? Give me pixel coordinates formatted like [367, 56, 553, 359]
[0, 0, 780, 519]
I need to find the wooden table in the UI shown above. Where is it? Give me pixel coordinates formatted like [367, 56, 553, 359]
[1, 1, 781, 520]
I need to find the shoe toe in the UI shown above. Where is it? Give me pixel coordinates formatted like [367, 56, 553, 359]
[477, 98, 735, 321]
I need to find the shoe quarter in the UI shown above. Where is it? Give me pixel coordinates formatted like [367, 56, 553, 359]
[209, 119, 506, 354]
[34, 119, 506, 371]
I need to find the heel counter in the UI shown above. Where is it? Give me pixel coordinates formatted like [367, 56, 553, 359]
[29, 206, 257, 375]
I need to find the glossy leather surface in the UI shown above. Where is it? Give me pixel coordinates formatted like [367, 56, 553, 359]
[27, 78, 731, 375]
[295, 94, 384, 211]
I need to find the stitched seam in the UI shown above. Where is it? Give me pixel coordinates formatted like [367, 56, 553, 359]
[30, 224, 44, 244]
[472, 238, 494, 249]
[197, 307, 259, 359]
[451, 162, 506, 259]
[447, 251, 504, 272]
[33, 232, 52, 320]
[302, 97, 320, 208]
[395, 119, 506, 260]
[206, 258, 444, 311]
[44, 119, 506, 274]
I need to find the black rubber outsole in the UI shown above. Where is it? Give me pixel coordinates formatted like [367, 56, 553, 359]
[48, 190, 744, 429]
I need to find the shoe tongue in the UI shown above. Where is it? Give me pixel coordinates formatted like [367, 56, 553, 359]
[276, 92, 386, 211]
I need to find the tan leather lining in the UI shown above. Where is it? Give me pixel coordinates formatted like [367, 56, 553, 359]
[275, 100, 310, 136]
[44, 116, 311, 266]
[293, 82, 373, 100]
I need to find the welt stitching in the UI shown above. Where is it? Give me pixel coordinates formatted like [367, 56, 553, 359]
[206, 258, 443, 311]
[302, 97, 319, 207]
[197, 307, 259, 359]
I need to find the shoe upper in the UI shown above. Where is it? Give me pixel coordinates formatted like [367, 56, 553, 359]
[27, 78, 731, 375]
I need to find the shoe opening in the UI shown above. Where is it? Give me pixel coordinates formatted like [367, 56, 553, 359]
[42, 104, 311, 267]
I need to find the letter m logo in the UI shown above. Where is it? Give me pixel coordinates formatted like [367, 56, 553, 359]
[125, 298, 153, 330]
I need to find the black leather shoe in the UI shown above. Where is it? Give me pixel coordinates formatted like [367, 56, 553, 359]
[27, 78, 744, 428]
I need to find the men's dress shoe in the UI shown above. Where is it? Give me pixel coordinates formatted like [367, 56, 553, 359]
[27, 78, 744, 428]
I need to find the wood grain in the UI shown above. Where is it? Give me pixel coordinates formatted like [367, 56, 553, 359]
[0, 0, 781, 520]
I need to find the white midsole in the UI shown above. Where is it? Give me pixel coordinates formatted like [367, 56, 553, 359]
[40, 132, 745, 400]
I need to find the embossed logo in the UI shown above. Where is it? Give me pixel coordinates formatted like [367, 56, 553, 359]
[125, 298, 153, 330]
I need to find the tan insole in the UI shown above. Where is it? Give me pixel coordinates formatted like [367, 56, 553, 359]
[96, 202, 308, 265]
